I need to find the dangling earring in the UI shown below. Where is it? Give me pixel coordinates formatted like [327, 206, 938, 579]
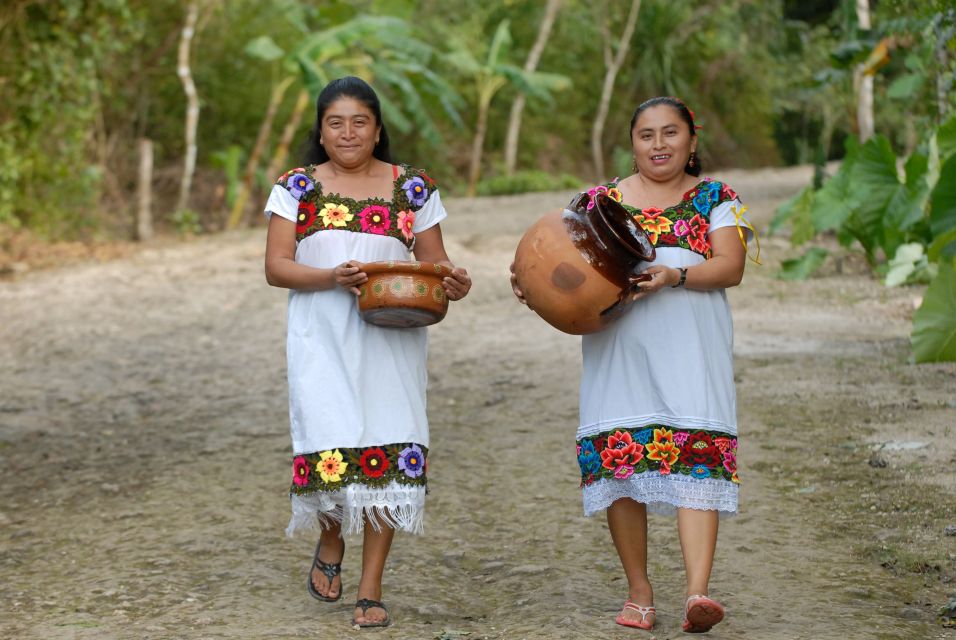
[632, 157, 638, 173]
[688, 152, 697, 168]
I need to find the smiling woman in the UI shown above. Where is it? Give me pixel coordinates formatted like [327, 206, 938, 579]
[261, 76, 472, 629]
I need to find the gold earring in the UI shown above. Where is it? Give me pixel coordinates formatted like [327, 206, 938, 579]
[632, 158, 638, 173]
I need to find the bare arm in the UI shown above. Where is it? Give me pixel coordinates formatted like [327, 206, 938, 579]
[263, 215, 368, 293]
[633, 227, 746, 297]
[413, 224, 471, 301]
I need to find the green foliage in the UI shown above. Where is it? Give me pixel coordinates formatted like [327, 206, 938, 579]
[911, 262, 956, 363]
[476, 170, 582, 196]
[777, 247, 830, 281]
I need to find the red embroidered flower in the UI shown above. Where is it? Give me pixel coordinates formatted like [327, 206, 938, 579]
[593, 436, 606, 453]
[359, 205, 391, 235]
[599, 430, 644, 470]
[292, 455, 310, 487]
[679, 431, 721, 468]
[659, 233, 678, 245]
[358, 447, 389, 478]
[687, 213, 710, 254]
[296, 202, 317, 233]
[720, 184, 738, 201]
[397, 209, 415, 240]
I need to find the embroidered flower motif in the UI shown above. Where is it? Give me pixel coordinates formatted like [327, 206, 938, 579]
[633, 429, 653, 445]
[673, 219, 691, 237]
[297, 202, 317, 233]
[319, 202, 352, 228]
[599, 430, 645, 473]
[403, 176, 429, 207]
[586, 185, 608, 210]
[691, 464, 711, 479]
[691, 182, 721, 215]
[673, 431, 690, 447]
[359, 447, 389, 478]
[713, 437, 733, 453]
[658, 233, 678, 245]
[614, 464, 635, 479]
[720, 183, 738, 201]
[722, 449, 737, 475]
[645, 428, 680, 468]
[359, 205, 391, 235]
[292, 455, 310, 487]
[278, 167, 307, 186]
[577, 440, 602, 476]
[607, 187, 623, 203]
[397, 209, 415, 240]
[687, 213, 711, 254]
[679, 431, 721, 468]
[317, 449, 347, 483]
[286, 173, 315, 200]
[634, 208, 673, 244]
[398, 444, 425, 478]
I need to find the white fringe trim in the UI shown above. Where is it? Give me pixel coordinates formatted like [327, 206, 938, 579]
[582, 472, 738, 518]
[286, 481, 426, 537]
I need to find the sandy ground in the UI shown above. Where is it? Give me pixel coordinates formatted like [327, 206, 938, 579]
[1, 165, 955, 640]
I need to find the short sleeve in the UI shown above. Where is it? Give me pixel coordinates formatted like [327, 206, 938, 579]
[709, 189, 752, 243]
[263, 184, 299, 222]
[411, 188, 447, 233]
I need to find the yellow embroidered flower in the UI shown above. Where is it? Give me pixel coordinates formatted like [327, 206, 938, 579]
[607, 187, 623, 203]
[634, 208, 673, 244]
[317, 449, 347, 482]
[320, 203, 353, 228]
[645, 428, 679, 467]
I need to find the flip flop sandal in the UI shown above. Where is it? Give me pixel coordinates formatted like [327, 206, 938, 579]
[615, 600, 655, 630]
[306, 540, 342, 602]
[352, 598, 391, 628]
[682, 594, 724, 633]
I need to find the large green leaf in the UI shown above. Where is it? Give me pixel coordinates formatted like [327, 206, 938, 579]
[777, 247, 829, 280]
[929, 155, 956, 237]
[842, 135, 903, 260]
[912, 262, 956, 363]
[245, 36, 285, 61]
[811, 157, 856, 232]
[770, 186, 814, 240]
[936, 113, 956, 163]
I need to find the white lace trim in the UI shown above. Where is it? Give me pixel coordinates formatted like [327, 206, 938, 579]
[577, 414, 737, 439]
[286, 481, 426, 537]
[582, 473, 738, 517]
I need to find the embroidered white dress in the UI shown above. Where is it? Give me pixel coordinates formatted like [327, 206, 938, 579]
[575, 180, 750, 517]
[264, 165, 446, 535]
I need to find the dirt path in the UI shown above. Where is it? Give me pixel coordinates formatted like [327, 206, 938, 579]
[1, 166, 954, 640]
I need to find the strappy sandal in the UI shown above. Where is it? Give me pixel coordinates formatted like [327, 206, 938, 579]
[615, 600, 655, 630]
[306, 540, 342, 602]
[351, 598, 391, 628]
[682, 594, 724, 633]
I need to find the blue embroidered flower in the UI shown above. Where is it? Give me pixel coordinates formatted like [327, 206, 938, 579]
[398, 444, 425, 478]
[633, 428, 653, 445]
[690, 464, 711, 479]
[577, 440, 602, 475]
[403, 176, 428, 207]
[286, 173, 315, 200]
[692, 182, 720, 215]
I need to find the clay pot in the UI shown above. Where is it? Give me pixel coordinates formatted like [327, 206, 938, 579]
[356, 260, 452, 328]
[512, 191, 655, 335]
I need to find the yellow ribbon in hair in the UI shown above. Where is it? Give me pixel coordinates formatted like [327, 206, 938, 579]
[731, 205, 761, 265]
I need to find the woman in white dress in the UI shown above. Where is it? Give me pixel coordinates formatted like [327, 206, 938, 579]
[264, 76, 471, 628]
[513, 96, 753, 633]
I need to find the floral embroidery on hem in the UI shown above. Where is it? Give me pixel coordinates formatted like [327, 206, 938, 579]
[577, 425, 738, 488]
[290, 443, 429, 494]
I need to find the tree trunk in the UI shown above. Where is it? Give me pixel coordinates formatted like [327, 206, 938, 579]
[226, 76, 293, 229]
[467, 92, 492, 198]
[504, 0, 562, 176]
[137, 138, 154, 241]
[590, 0, 641, 181]
[264, 90, 311, 197]
[855, 0, 874, 142]
[175, 0, 201, 214]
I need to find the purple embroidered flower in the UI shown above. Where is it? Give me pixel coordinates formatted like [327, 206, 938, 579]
[403, 176, 429, 207]
[286, 173, 315, 200]
[673, 431, 691, 447]
[673, 219, 691, 237]
[586, 185, 608, 211]
[398, 444, 425, 478]
[690, 464, 711, 479]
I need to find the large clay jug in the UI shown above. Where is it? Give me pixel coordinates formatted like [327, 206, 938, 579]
[512, 191, 655, 335]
